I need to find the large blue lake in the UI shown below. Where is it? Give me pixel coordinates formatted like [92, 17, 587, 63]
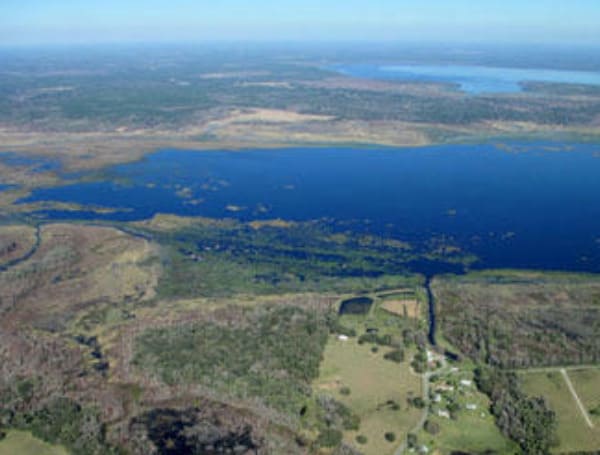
[18, 143, 600, 272]
[333, 64, 600, 94]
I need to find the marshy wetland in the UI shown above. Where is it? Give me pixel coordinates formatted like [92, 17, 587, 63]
[9, 141, 600, 274]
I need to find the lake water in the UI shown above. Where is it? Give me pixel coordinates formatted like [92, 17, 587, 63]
[18, 143, 600, 272]
[338, 297, 374, 315]
[333, 64, 600, 94]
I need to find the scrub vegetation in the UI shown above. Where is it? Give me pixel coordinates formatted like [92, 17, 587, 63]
[433, 271, 600, 368]
[0, 217, 428, 454]
[133, 305, 329, 415]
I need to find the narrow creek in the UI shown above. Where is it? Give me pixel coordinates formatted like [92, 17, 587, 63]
[425, 276, 437, 345]
[406, 259, 466, 347]
[0, 224, 42, 273]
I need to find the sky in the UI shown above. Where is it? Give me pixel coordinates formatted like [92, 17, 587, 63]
[1, 0, 600, 45]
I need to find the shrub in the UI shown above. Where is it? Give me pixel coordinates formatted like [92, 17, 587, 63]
[340, 386, 351, 396]
[342, 413, 361, 431]
[384, 432, 396, 442]
[358, 333, 393, 346]
[327, 315, 357, 337]
[6, 397, 114, 455]
[411, 358, 427, 373]
[16, 379, 34, 401]
[447, 402, 461, 413]
[424, 420, 440, 435]
[383, 349, 405, 363]
[356, 435, 368, 445]
[385, 399, 401, 411]
[316, 395, 361, 432]
[411, 397, 426, 409]
[317, 429, 343, 448]
[407, 433, 418, 448]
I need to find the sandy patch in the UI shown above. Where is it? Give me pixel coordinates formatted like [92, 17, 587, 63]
[381, 299, 420, 319]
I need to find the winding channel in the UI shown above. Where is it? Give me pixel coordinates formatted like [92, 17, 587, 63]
[425, 276, 437, 345]
[0, 224, 42, 273]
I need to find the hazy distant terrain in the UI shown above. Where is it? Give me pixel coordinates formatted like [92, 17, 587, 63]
[1, 44, 600, 162]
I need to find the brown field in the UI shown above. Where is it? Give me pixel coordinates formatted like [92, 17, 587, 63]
[302, 76, 459, 96]
[248, 218, 296, 229]
[132, 213, 237, 232]
[381, 299, 421, 319]
[0, 113, 424, 174]
[208, 107, 334, 124]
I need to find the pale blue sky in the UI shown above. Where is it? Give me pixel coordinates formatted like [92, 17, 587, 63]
[1, 0, 600, 45]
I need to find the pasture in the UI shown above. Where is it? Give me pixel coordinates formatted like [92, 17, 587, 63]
[0, 431, 68, 455]
[315, 336, 422, 455]
[569, 368, 600, 425]
[521, 369, 600, 453]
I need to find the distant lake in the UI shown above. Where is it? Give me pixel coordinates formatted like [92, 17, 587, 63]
[18, 143, 600, 272]
[333, 64, 600, 94]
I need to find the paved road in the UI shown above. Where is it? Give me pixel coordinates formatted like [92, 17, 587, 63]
[561, 368, 595, 429]
[394, 358, 448, 455]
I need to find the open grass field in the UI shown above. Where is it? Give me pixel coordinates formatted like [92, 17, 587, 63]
[421, 411, 516, 455]
[521, 369, 600, 453]
[315, 336, 422, 455]
[0, 431, 68, 455]
[568, 368, 600, 425]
